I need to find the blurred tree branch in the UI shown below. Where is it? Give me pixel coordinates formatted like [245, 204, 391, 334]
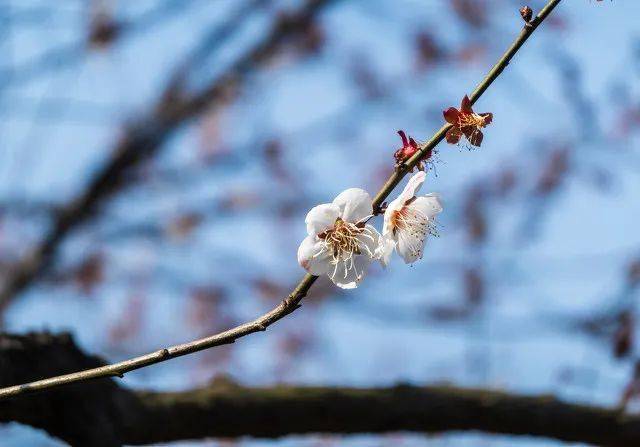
[0, 0, 201, 93]
[0, 0, 333, 314]
[0, 332, 638, 447]
[0, 0, 563, 399]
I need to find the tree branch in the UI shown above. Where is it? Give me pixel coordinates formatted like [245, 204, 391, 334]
[0, 0, 203, 94]
[0, 275, 315, 400]
[0, 0, 332, 313]
[1, 331, 638, 447]
[127, 385, 640, 446]
[0, 0, 563, 400]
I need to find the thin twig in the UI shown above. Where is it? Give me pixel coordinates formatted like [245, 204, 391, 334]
[374, 0, 562, 210]
[0, 0, 563, 400]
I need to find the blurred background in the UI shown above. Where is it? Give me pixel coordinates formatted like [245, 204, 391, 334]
[0, 0, 638, 445]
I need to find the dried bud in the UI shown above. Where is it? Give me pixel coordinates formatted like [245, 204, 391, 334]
[393, 130, 420, 166]
[520, 6, 533, 23]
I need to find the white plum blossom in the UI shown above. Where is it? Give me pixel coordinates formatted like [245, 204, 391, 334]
[382, 171, 442, 265]
[298, 188, 383, 289]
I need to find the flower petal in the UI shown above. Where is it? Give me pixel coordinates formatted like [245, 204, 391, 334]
[461, 125, 475, 138]
[443, 107, 459, 124]
[394, 195, 442, 264]
[461, 95, 473, 113]
[297, 235, 332, 275]
[396, 227, 427, 264]
[383, 196, 403, 236]
[357, 224, 383, 260]
[332, 188, 373, 223]
[480, 112, 493, 125]
[412, 194, 443, 219]
[467, 128, 483, 147]
[445, 127, 462, 144]
[384, 173, 429, 238]
[328, 253, 371, 289]
[402, 171, 426, 199]
[305, 203, 340, 236]
[397, 130, 409, 146]
[379, 235, 396, 268]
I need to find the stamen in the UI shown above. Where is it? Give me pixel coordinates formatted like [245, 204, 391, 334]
[390, 203, 439, 260]
[458, 112, 487, 129]
[319, 217, 371, 266]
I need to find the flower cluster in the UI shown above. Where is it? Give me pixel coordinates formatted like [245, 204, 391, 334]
[298, 172, 442, 288]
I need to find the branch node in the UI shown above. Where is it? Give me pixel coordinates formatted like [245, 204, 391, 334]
[283, 294, 296, 307]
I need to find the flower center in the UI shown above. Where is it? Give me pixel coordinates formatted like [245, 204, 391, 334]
[458, 112, 486, 129]
[391, 203, 437, 237]
[318, 218, 365, 262]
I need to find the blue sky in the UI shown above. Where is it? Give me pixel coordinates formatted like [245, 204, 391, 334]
[1, 1, 638, 445]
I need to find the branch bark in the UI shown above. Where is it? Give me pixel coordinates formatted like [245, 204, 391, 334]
[127, 385, 640, 446]
[0, 0, 563, 400]
[1, 332, 639, 447]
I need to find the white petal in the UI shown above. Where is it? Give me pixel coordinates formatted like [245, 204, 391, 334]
[383, 172, 429, 236]
[329, 254, 371, 289]
[297, 235, 331, 275]
[396, 229, 426, 264]
[379, 235, 396, 268]
[360, 224, 383, 258]
[382, 196, 403, 236]
[399, 171, 426, 203]
[305, 203, 340, 236]
[332, 188, 373, 223]
[411, 194, 443, 219]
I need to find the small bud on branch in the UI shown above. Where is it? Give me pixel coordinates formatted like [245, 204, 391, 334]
[520, 6, 533, 23]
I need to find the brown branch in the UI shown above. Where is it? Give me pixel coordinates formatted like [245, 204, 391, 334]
[2, 332, 639, 447]
[126, 386, 640, 446]
[0, 0, 564, 400]
[0, 0, 333, 314]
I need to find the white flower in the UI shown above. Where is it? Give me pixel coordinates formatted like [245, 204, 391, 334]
[382, 171, 442, 265]
[298, 188, 383, 289]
